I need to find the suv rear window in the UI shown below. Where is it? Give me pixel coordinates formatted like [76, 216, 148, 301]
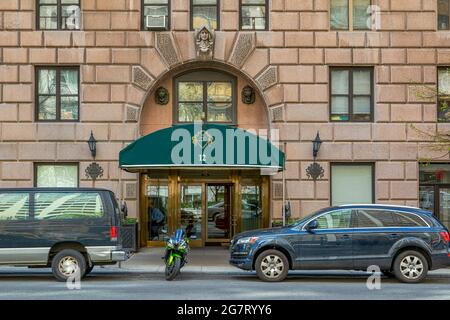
[0, 193, 30, 221]
[393, 211, 428, 227]
[356, 209, 396, 228]
[34, 192, 104, 220]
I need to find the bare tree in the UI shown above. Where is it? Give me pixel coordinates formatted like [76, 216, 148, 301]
[411, 72, 450, 162]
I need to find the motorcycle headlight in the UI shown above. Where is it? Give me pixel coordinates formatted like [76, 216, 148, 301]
[236, 237, 259, 245]
[167, 239, 175, 249]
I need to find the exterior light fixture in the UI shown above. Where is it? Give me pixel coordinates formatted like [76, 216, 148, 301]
[312, 132, 322, 159]
[85, 131, 103, 181]
[306, 132, 325, 181]
[87, 131, 97, 158]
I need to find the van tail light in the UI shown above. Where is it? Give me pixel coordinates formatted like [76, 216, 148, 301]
[110, 226, 118, 242]
[440, 231, 450, 244]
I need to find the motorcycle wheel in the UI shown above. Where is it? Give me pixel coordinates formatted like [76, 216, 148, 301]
[165, 257, 181, 281]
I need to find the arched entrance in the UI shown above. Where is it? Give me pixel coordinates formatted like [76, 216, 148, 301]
[121, 63, 283, 248]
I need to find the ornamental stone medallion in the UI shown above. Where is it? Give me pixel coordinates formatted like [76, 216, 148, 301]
[195, 25, 214, 60]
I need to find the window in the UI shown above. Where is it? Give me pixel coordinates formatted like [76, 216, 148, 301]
[330, 0, 371, 31]
[34, 192, 104, 220]
[35, 164, 79, 187]
[240, 0, 268, 30]
[191, 0, 219, 30]
[356, 210, 395, 228]
[331, 164, 374, 206]
[393, 211, 428, 227]
[330, 68, 373, 122]
[315, 209, 352, 229]
[148, 184, 169, 241]
[37, 0, 80, 30]
[0, 193, 30, 221]
[36, 67, 79, 122]
[175, 70, 235, 123]
[439, 0, 450, 30]
[438, 68, 450, 122]
[142, 0, 170, 30]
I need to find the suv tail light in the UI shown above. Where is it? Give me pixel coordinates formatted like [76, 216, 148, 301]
[440, 231, 450, 244]
[110, 226, 118, 242]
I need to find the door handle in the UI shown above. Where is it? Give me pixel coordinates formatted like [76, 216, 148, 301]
[341, 234, 350, 239]
[389, 233, 400, 239]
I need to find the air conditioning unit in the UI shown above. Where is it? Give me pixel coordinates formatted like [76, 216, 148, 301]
[146, 15, 166, 29]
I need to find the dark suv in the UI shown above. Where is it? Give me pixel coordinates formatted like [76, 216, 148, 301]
[230, 205, 450, 283]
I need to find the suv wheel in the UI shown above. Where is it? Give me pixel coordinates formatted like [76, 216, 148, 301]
[393, 250, 429, 284]
[255, 249, 289, 282]
[51, 249, 87, 282]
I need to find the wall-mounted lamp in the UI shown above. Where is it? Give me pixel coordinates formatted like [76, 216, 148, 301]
[85, 131, 103, 181]
[312, 132, 322, 159]
[306, 132, 324, 181]
[87, 131, 97, 158]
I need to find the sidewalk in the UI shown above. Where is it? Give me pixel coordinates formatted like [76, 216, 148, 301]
[115, 247, 239, 274]
[107, 247, 450, 278]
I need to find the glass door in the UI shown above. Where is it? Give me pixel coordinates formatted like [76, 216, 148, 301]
[438, 187, 450, 229]
[179, 185, 203, 246]
[419, 185, 450, 230]
[206, 184, 232, 242]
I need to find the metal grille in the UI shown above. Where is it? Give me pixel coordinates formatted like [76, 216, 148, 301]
[121, 224, 138, 252]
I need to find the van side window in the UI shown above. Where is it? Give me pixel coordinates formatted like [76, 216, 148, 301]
[356, 209, 396, 228]
[316, 209, 352, 229]
[393, 211, 428, 227]
[34, 192, 104, 220]
[0, 193, 30, 221]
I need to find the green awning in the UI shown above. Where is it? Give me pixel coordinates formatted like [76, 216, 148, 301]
[119, 123, 285, 171]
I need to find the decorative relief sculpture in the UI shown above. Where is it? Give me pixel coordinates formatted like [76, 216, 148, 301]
[155, 87, 169, 105]
[195, 25, 214, 60]
[242, 86, 256, 104]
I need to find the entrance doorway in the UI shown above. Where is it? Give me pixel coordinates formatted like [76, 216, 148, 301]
[419, 185, 450, 229]
[419, 163, 450, 229]
[206, 184, 232, 242]
[140, 170, 269, 248]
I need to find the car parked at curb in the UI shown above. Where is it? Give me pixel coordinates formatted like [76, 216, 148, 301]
[230, 204, 450, 283]
[0, 188, 128, 281]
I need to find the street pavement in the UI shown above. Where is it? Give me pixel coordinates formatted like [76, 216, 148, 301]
[0, 247, 449, 300]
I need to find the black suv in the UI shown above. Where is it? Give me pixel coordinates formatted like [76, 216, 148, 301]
[230, 204, 450, 283]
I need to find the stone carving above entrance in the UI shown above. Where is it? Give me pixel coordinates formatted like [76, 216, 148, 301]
[257, 66, 278, 91]
[132, 66, 154, 91]
[126, 104, 140, 122]
[229, 33, 255, 68]
[156, 33, 180, 67]
[195, 25, 214, 60]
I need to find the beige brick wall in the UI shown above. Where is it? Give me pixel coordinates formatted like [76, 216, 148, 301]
[0, 0, 448, 219]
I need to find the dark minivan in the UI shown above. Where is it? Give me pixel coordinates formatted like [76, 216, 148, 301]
[230, 204, 450, 283]
[0, 188, 128, 281]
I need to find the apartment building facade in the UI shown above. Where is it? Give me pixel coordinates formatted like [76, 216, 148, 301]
[0, 0, 450, 247]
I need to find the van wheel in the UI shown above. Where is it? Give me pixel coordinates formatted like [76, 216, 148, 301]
[393, 250, 428, 284]
[255, 249, 289, 282]
[51, 249, 86, 282]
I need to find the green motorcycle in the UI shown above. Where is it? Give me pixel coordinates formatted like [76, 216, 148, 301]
[163, 228, 190, 281]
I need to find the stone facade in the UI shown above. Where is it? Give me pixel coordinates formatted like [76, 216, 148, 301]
[0, 0, 448, 220]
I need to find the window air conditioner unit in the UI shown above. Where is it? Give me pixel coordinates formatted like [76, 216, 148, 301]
[146, 15, 166, 29]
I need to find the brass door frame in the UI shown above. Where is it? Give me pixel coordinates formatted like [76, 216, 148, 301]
[178, 182, 205, 247]
[140, 170, 271, 248]
[140, 175, 172, 248]
[205, 183, 234, 243]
